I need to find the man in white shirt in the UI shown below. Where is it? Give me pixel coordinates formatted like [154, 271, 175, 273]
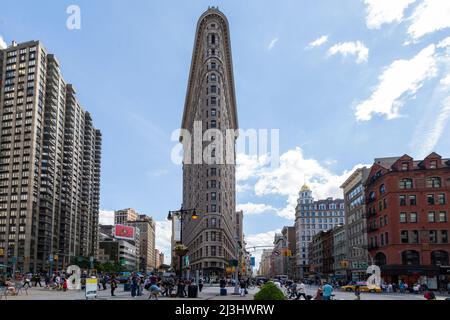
[296, 281, 307, 300]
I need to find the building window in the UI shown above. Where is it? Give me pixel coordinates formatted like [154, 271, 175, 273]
[428, 211, 435, 222]
[437, 194, 446, 205]
[211, 34, 216, 45]
[409, 195, 416, 206]
[400, 213, 407, 223]
[211, 204, 217, 212]
[427, 194, 435, 205]
[426, 177, 441, 188]
[400, 231, 409, 243]
[211, 120, 217, 128]
[430, 160, 437, 169]
[410, 212, 418, 223]
[210, 85, 217, 94]
[210, 97, 217, 105]
[402, 250, 420, 265]
[429, 230, 438, 244]
[399, 195, 406, 206]
[431, 250, 449, 265]
[441, 231, 448, 243]
[211, 192, 217, 200]
[439, 211, 447, 222]
[211, 61, 216, 69]
[399, 179, 413, 189]
[401, 162, 409, 171]
[411, 230, 419, 244]
[379, 184, 386, 194]
[211, 109, 217, 117]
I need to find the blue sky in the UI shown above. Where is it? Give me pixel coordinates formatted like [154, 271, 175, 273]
[1, 0, 450, 263]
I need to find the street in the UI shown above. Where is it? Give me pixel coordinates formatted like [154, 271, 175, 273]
[3, 283, 449, 300]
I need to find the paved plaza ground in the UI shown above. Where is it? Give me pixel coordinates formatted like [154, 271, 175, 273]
[2, 283, 449, 300]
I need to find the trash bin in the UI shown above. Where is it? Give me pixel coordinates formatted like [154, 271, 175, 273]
[188, 285, 198, 298]
[124, 283, 131, 292]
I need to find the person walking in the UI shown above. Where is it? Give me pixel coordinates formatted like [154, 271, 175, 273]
[296, 281, 307, 300]
[314, 285, 323, 300]
[322, 282, 334, 300]
[130, 273, 138, 298]
[34, 273, 42, 287]
[239, 278, 247, 297]
[110, 275, 118, 297]
[354, 285, 361, 300]
[198, 277, 204, 293]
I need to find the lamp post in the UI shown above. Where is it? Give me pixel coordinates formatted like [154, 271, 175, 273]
[167, 208, 199, 279]
[234, 236, 240, 295]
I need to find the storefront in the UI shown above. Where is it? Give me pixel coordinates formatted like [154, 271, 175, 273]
[439, 266, 450, 291]
[380, 265, 440, 289]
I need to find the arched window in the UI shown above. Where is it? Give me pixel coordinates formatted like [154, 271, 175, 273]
[374, 252, 387, 266]
[399, 178, 413, 189]
[402, 250, 420, 265]
[431, 250, 449, 266]
[379, 184, 386, 194]
[426, 177, 441, 188]
[210, 73, 217, 82]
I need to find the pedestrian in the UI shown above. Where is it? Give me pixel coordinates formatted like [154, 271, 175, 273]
[354, 285, 361, 300]
[424, 287, 436, 300]
[296, 281, 307, 300]
[130, 273, 138, 298]
[34, 273, 42, 287]
[110, 275, 118, 296]
[198, 277, 204, 292]
[314, 285, 323, 300]
[322, 282, 334, 300]
[239, 278, 247, 297]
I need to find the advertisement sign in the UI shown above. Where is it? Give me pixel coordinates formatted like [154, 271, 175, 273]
[85, 278, 98, 299]
[173, 216, 181, 242]
[250, 257, 255, 267]
[114, 224, 135, 240]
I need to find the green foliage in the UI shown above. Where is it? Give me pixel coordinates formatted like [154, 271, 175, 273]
[254, 282, 285, 301]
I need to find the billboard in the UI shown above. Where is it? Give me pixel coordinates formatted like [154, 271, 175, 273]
[114, 224, 135, 240]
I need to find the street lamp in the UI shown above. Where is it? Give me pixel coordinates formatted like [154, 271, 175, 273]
[167, 207, 199, 279]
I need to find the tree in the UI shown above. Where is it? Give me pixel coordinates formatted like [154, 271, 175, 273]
[254, 282, 285, 300]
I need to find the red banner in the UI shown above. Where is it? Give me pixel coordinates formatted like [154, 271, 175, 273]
[114, 224, 135, 240]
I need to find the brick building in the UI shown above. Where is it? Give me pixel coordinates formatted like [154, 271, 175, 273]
[365, 153, 450, 290]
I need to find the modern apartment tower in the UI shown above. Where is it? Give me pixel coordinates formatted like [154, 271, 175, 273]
[0, 40, 101, 273]
[180, 7, 239, 277]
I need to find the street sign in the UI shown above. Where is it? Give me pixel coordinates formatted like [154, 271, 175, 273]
[49, 255, 53, 262]
[85, 278, 98, 299]
[250, 257, 255, 267]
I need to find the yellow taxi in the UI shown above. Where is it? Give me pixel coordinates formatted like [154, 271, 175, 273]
[341, 282, 382, 293]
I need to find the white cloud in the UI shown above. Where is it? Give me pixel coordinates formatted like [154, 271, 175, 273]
[355, 44, 438, 121]
[416, 97, 450, 158]
[236, 153, 271, 182]
[0, 36, 7, 49]
[364, 0, 416, 29]
[307, 35, 329, 48]
[268, 38, 279, 51]
[440, 74, 450, 87]
[407, 0, 450, 41]
[237, 147, 368, 220]
[437, 36, 450, 49]
[155, 220, 172, 265]
[236, 203, 276, 215]
[328, 41, 369, 64]
[99, 210, 114, 225]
